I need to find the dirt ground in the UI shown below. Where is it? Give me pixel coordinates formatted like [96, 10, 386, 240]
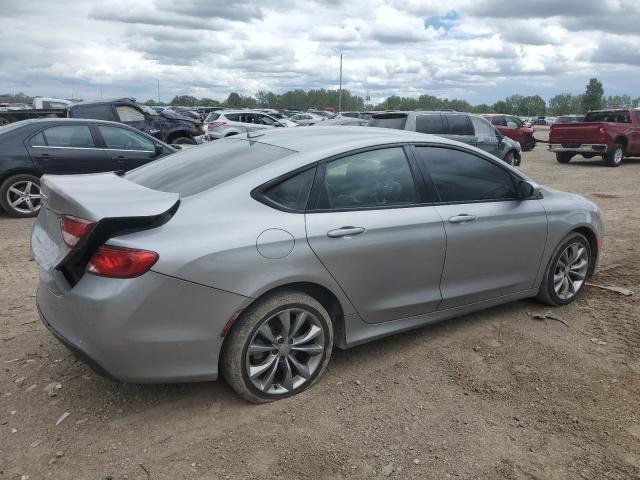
[1, 128, 639, 480]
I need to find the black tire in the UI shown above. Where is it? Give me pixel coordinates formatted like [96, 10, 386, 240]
[582, 154, 595, 159]
[172, 136, 196, 145]
[0, 173, 42, 218]
[522, 136, 536, 151]
[556, 152, 573, 163]
[221, 291, 333, 403]
[604, 143, 624, 167]
[536, 232, 591, 306]
[503, 151, 515, 166]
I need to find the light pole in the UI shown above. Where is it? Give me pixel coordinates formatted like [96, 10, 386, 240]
[338, 54, 343, 113]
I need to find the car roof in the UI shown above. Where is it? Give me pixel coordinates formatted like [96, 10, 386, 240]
[243, 126, 460, 153]
[70, 98, 136, 107]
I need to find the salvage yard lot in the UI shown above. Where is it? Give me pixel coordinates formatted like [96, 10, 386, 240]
[1, 129, 639, 479]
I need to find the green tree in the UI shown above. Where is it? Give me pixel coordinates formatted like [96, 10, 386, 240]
[582, 78, 604, 112]
[143, 99, 157, 106]
[224, 92, 242, 107]
[169, 95, 198, 107]
[199, 98, 220, 107]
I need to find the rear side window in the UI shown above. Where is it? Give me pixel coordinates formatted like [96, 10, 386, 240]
[369, 114, 408, 130]
[30, 132, 46, 146]
[262, 168, 316, 211]
[225, 113, 240, 121]
[70, 104, 115, 121]
[126, 139, 295, 196]
[584, 111, 631, 123]
[443, 114, 474, 135]
[416, 114, 445, 134]
[42, 126, 95, 148]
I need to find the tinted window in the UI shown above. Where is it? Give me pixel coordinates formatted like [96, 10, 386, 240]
[470, 116, 498, 142]
[416, 147, 517, 202]
[116, 106, 145, 122]
[205, 112, 221, 122]
[43, 126, 95, 148]
[70, 104, 114, 121]
[584, 111, 631, 123]
[490, 116, 506, 126]
[368, 114, 408, 130]
[30, 132, 46, 146]
[126, 139, 295, 196]
[225, 113, 240, 121]
[263, 168, 315, 211]
[416, 114, 445, 134]
[98, 126, 155, 151]
[443, 114, 473, 135]
[636, 111, 640, 123]
[317, 147, 416, 209]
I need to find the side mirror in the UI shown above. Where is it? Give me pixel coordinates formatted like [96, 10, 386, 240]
[517, 180, 539, 199]
[154, 145, 165, 156]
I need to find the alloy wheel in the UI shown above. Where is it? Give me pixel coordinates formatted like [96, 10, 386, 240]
[553, 242, 589, 300]
[245, 308, 325, 395]
[6, 180, 41, 215]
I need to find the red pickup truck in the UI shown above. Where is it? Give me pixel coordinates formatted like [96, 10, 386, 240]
[548, 109, 640, 167]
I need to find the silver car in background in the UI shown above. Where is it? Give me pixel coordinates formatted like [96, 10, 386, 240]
[32, 127, 603, 403]
[205, 109, 297, 139]
[289, 112, 323, 125]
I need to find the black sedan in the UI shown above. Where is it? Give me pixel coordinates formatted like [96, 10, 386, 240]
[0, 118, 175, 217]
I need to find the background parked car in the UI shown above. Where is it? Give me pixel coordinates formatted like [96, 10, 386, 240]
[314, 116, 369, 126]
[68, 98, 205, 145]
[0, 118, 175, 217]
[289, 112, 323, 126]
[205, 110, 296, 140]
[369, 111, 522, 165]
[484, 114, 537, 151]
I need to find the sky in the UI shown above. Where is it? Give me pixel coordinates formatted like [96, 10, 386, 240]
[1, 0, 640, 105]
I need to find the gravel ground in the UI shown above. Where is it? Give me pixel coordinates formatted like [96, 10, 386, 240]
[1, 128, 639, 479]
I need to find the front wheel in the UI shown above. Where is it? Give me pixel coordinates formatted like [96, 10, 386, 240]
[171, 136, 196, 145]
[522, 136, 536, 151]
[536, 232, 591, 306]
[0, 174, 42, 218]
[221, 291, 333, 403]
[604, 144, 624, 167]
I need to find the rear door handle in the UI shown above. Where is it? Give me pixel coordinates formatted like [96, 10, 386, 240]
[448, 214, 477, 224]
[327, 226, 366, 238]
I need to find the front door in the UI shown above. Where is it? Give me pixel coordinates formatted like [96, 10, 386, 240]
[95, 125, 158, 170]
[26, 124, 107, 175]
[414, 146, 548, 309]
[305, 146, 446, 324]
[470, 116, 501, 157]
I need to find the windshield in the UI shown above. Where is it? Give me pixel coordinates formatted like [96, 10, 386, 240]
[126, 138, 295, 196]
[369, 113, 408, 130]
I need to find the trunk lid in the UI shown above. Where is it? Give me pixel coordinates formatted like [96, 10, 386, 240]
[32, 172, 179, 287]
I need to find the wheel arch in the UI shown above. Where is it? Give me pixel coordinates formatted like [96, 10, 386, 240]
[165, 130, 192, 143]
[571, 225, 599, 277]
[613, 136, 628, 151]
[0, 167, 42, 185]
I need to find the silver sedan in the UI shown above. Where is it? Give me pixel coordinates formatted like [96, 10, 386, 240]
[32, 127, 603, 402]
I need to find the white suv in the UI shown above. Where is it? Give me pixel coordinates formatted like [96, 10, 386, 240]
[205, 110, 297, 140]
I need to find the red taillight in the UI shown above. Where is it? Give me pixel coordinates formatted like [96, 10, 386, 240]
[86, 245, 158, 279]
[209, 121, 226, 127]
[60, 215, 95, 247]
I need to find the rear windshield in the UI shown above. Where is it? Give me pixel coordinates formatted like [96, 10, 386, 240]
[369, 113, 407, 130]
[205, 112, 221, 122]
[584, 111, 630, 123]
[126, 139, 295, 196]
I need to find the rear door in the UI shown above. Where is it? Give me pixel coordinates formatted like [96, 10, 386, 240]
[26, 124, 107, 174]
[414, 146, 547, 309]
[305, 146, 446, 324]
[95, 125, 159, 170]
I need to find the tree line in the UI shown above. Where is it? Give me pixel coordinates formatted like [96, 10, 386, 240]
[149, 79, 639, 116]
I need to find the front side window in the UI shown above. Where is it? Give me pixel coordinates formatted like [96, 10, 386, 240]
[262, 168, 315, 211]
[443, 114, 474, 135]
[470, 116, 498, 143]
[317, 147, 417, 210]
[116, 106, 145, 123]
[490, 116, 507, 127]
[505, 117, 520, 128]
[416, 114, 445, 134]
[42, 125, 95, 148]
[415, 147, 517, 203]
[259, 114, 277, 126]
[98, 126, 155, 151]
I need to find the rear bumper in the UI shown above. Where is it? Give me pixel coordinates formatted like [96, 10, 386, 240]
[548, 143, 608, 153]
[36, 270, 249, 383]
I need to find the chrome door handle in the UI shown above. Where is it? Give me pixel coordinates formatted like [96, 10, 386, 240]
[448, 214, 477, 224]
[327, 226, 366, 238]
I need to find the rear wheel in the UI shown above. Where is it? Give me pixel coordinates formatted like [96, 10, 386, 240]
[536, 232, 591, 306]
[221, 291, 333, 403]
[556, 152, 573, 163]
[522, 136, 536, 151]
[604, 144, 624, 167]
[0, 174, 42, 218]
